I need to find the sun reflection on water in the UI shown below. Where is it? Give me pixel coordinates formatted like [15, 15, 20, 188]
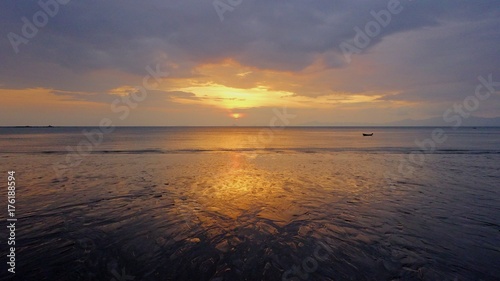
[184, 153, 300, 227]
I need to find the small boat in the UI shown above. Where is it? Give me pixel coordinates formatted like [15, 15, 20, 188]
[362, 133, 373, 136]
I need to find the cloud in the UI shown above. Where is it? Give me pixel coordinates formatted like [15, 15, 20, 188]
[2, 0, 497, 76]
[0, 0, 499, 124]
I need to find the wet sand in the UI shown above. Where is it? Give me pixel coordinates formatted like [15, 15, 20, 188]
[2, 149, 499, 280]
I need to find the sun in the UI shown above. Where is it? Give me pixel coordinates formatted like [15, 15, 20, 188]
[231, 113, 242, 119]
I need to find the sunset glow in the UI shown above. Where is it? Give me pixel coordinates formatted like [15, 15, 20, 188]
[171, 83, 296, 109]
[0, 1, 498, 127]
[1, 2, 499, 280]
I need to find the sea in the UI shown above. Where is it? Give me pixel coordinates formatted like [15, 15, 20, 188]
[0, 127, 499, 280]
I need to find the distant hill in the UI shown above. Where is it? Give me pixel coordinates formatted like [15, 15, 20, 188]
[384, 116, 500, 127]
[299, 116, 500, 127]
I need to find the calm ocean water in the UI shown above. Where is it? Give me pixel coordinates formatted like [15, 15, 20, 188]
[2, 127, 500, 154]
[0, 127, 499, 280]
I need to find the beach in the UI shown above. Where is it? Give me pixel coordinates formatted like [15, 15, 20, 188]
[0, 127, 499, 280]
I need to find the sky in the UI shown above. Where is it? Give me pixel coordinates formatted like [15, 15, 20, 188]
[0, 0, 499, 126]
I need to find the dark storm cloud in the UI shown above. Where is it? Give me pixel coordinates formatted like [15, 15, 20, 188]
[0, 0, 499, 97]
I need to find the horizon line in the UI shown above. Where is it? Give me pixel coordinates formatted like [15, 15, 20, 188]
[1, 125, 499, 128]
